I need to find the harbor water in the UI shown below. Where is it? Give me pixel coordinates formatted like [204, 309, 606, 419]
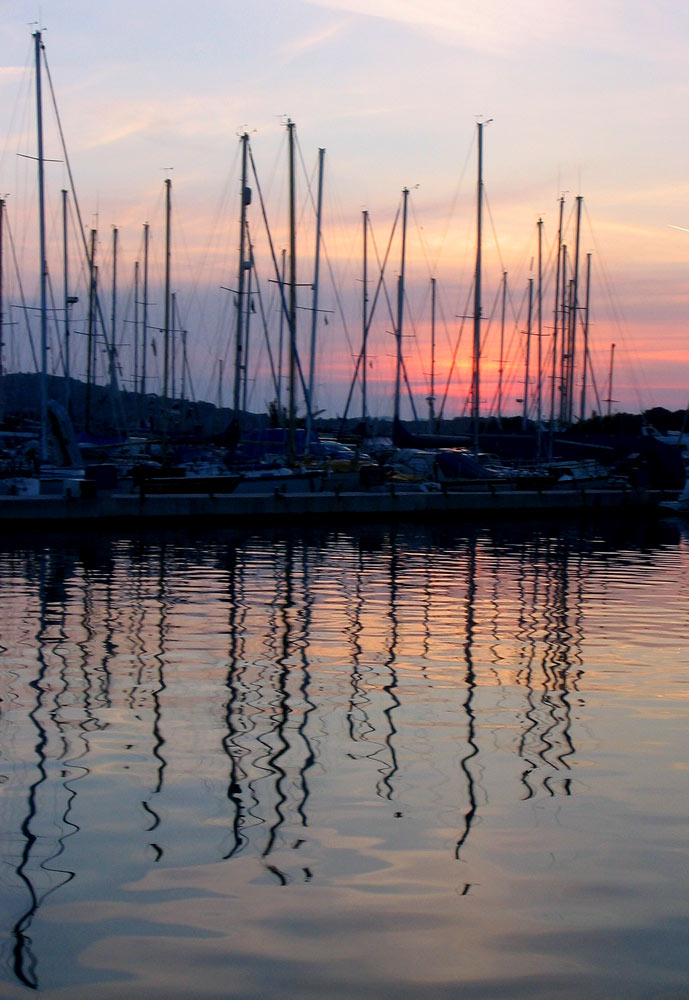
[0, 516, 688, 999]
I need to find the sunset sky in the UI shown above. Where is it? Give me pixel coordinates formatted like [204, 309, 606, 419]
[1, 0, 689, 420]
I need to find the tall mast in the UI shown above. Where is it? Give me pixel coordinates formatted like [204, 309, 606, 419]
[242, 246, 253, 414]
[142, 222, 149, 397]
[472, 121, 486, 456]
[162, 177, 171, 441]
[498, 270, 507, 427]
[394, 187, 409, 426]
[580, 251, 592, 420]
[34, 30, 48, 462]
[173, 293, 183, 405]
[287, 119, 297, 460]
[181, 328, 187, 410]
[606, 342, 615, 418]
[234, 132, 249, 415]
[566, 195, 583, 424]
[537, 217, 543, 430]
[558, 243, 568, 424]
[62, 190, 70, 413]
[133, 259, 139, 407]
[110, 226, 118, 393]
[171, 291, 177, 402]
[522, 277, 533, 431]
[428, 276, 436, 430]
[362, 209, 368, 422]
[277, 247, 286, 418]
[86, 228, 97, 431]
[306, 147, 325, 453]
[550, 196, 564, 430]
[566, 277, 575, 423]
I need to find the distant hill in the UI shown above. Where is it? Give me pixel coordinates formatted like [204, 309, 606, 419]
[0, 372, 270, 440]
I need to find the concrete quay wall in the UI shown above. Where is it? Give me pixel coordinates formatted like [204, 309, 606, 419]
[0, 486, 664, 527]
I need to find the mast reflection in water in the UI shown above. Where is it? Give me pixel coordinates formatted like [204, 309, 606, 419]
[0, 519, 688, 999]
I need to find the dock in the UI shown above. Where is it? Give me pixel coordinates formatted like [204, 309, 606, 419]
[0, 485, 667, 528]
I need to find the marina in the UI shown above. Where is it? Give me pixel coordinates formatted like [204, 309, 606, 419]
[2, 7, 689, 998]
[1, 30, 684, 520]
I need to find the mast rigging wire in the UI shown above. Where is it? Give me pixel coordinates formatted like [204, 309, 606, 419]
[6, 211, 39, 371]
[247, 139, 314, 429]
[43, 43, 126, 434]
[337, 203, 401, 432]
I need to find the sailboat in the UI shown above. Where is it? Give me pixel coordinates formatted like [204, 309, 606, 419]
[0, 32, 86, 498]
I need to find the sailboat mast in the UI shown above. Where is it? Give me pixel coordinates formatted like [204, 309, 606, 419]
[537, 217, 543, 430]
[428, 276, 436, 430]
[607, 342, 615, 418]
[277, 247, 285, 417]
[580, 251, 592, 420]
[234, 132, 249, 415]
[498, 270, 507, 426]
[306, 147, 325, 453]
[550, 196, 564, 429]
[287, 119, 297, 460]
[522, 277, 533, 430]
[558, 243, 568, 424]
[567, 195, 583, 424]
[162, 177, 171, 436]
[566, 277, 575, 423]
[362, 209, 368, 422]
[86, 228, 97, 431]
[171, 291, 177, 402]
[394, 187, 409, 426]
[34, 30, 48, 462]
[62, 190, 70, 413]
[133, 260, 139, 407]
[242, 248, 253, 414]
[173, 293, 182, 405]
[181, 328, 187, 409]
[142, 222, 149, 397]
[472, 121, 486, 456]
[110, 226, 118, 393]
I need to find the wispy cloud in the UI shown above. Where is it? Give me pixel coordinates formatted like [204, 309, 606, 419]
[281, 17, 352, 57]
[304, 0, 581, 54]
[303, 0, 677, 58]
[75, 93, 243, 152]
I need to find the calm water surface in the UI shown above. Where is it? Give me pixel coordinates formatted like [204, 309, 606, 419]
[0, 517, 688, 999]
